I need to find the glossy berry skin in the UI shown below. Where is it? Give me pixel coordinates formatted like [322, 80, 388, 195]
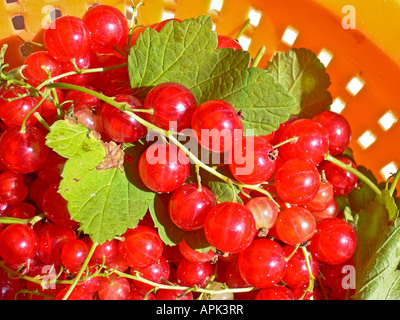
[87, 239, 118, 265]
[40, 87, 64, 117]
[176, 258, 214, 287]
[143, 82, 197, 131]
[275, 206, 317, 246]
[97, 276, 131, 300]
[311, 198, 339, 222]
[0, 126, 50, 174]
[278, 119, 329, 165]
[275, 159, 320, 205]
[63, 85, 101, 111]
[255, 286, 295, 300]
[245, 197, 279, 232]
[37, 151, 66, 186]
[118, 225, 164, 268]
[237, 239, 286, 288]
[305, 179, 334, 212]
[99, 94, 147, 143]
[179, 239, 217, 263]
[0, 268, 22, 300]
[191, 100, 243, 153]
[319, 157, 358, 196]
[282, 245, 319, 288]
[42, 184, 78, 228]
[217, 35, 243, 50]
[313, 110, 352, 156]
[0, 224, 38, 265]
[131, 256, 170, 292]
[22, 51, 62, 86]
[204, 202, 256, 254]
[5, 202, 36, 219]
[60, 51, 98, 86]
[44, 16, 92, 61]
[169, 183, 217, 231]
[228, 136, 276, 185]
[0, 171, 28, 205]
[309, 218, 357, 265]
[60, 239, 89, 272]
[138, 143, 190, 193]
[37, 223, 77, 265]
[55, 286, 93, 300]
[82, 4, 129, 54]
[0, 87, 39, 127]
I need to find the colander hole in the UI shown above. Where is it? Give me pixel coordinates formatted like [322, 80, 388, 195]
[281, 26, 298, 46]
[317, 49, 333, 67]
[330, 97, 346, 114]
[357, 130, 376, 150]
[162, 11, 175, 21]
[346, 76, 365, 96]
[381, 162, 398, 180]
[238, 35, 251, 51]
[248, 9, 262, 27]
[5, 0, 18, 3]
[126, 6, 134, 20]
[11, 15, 25, 31]
[210, 0, 223, 12]
[378, 111, 398, 131]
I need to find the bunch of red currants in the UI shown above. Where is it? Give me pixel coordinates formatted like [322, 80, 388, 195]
[0, 4, 359, 300]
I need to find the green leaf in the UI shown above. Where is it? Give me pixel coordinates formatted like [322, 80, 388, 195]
[45, 118, 103, 158]
[266, 48, 332, 118]
[356, 218, 400, 300]
[47, 120, 155, 244]
[353, 189, 400, 299]
[128, 15, 297, 136]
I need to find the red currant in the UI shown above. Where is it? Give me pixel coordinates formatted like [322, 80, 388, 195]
[0, 171, 28, 205]
[176, 258, 214, 287]
[169, 183, 217, 231]
[204, 202, 256, 254]
[60, 239, 89, 272]
[255, 286, 295, 300]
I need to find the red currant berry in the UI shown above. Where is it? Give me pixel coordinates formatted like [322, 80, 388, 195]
[82, 4, 129, 54]
[319, 157, 358, 196]
[0, 224, 38, 265]
[138, 143, 190, 193]
[305, 179, 334, 212]
[60, 50, 98, 86]
[275, 206, 317, 246]
[169, 183, 217, 231]
[55, 286, 93, 300]
[237, 238, 286, 287]
[156, 288, 194, 300]
[0, 126, 50, 174]
[131, 256, 170, 292]
[99, 94, 147, 143]
[143, 82, 197, 131]
[60, 239, 89, 271]
[204, 202, 256, 254]
[178, 240, 217, 263]
[245, 197, 279, 234]
[311, 197, 339, 222]
[282, 245, 319, 288]
[278, 119, 329, 165]
[255, 286, 295, 300]
[0, 171, 28, 205]
[37, 223, 77, 265]
[191, 100, 243, 153]
[42, 184, 78, 228]
[176, 258, 214, 287]
[313, 110, 352, 156]
[309, 218, 357, 265]
[22, 51, 62, 86]
[4, 202, 36, 219]
[217, 35, 243, 50]
[118, 225, 164, 268]
[44, 16, 92, 61]
[275, 159, 320, 205]
[228, 136, 276, 185]
[87, 238, 118, 265]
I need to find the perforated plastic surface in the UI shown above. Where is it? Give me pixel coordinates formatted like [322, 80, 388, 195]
[1, 0, 399, 181]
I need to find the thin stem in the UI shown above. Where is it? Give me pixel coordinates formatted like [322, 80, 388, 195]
[300, 246, 315, 300]
[235, 18, 250, 40]
[273, 136, 298, 149]
[61, 242, 98, 300]
[20, 94, 47, 133]
[389, 169, 400, 197]
[325, 154, 381, 196]
[0, 213, 45, 226]
[252, 46, 266, 68]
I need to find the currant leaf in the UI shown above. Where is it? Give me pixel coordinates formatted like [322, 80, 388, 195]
[47, 120, 155, 244]
[266, 48, 332, 118]
[128, 15, 297, 136]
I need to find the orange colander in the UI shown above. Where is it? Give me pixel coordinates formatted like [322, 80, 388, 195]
[1, 0, 399, 182]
